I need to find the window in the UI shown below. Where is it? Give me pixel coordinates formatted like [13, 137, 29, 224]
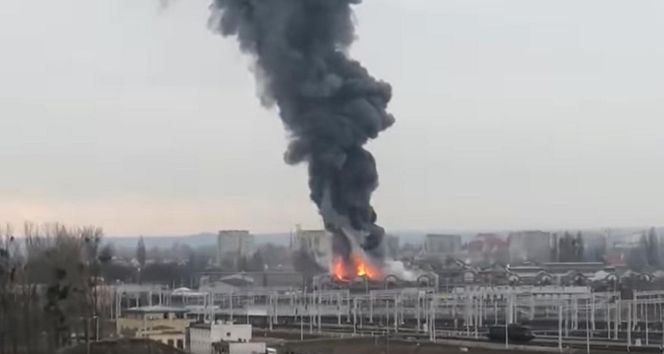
[177, 339, 184, 349]
[167, 339, 174, 347]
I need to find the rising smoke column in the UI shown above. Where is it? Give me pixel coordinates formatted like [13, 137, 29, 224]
[209, 0, 394, 263]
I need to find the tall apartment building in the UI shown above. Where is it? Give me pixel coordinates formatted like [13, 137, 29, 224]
[385, 234, 400, 259]
[291, 226, 331, 265]
[424, 234, 462, 258]
[508, 230, 552, 263]
[217, 230, 255, 268]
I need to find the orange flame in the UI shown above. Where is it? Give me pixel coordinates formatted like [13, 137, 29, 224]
[333, 256, 349, 282]
[332, 252, 381, 281]
[353, 253, 379, 279]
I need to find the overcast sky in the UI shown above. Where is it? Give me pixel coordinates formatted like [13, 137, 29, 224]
[1, 0, 663, 235]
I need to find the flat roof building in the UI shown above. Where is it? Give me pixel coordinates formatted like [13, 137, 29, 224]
[117, 306, 193, 350]
[190, 322, 264, 354]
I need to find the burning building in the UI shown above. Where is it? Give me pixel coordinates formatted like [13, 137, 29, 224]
[313, 261, 438, 292]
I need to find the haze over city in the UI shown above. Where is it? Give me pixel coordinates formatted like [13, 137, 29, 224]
[2, 0, 664, 236]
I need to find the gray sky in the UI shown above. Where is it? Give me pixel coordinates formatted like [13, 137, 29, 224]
[1, 0, 663, 235]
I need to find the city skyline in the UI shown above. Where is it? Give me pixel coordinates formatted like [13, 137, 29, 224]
[2, 0, 664, 235]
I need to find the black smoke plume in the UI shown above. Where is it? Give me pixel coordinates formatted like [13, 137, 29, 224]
[209, 0, 394, 263]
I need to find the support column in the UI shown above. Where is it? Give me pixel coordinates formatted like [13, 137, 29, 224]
[494, 300, 498, 325]
[591, 294, 596, 333]
[309, 293, 313, 334]
[606, 301, 611, 339]
[646, 300, 649, 345]
[346, 292, 351, 323]
[369, 292, 374, 324]
[558, 302, 563, 353]
[431, 297, 437, 343]
[268, 295, 273, 332]
[614, 301, 619, 341]
[316, 292, 321, 334]
[393, 295, 398, 332]
[466, 295, 471, 337]
[573, 299, 579, 330]
[353, 298, 357, 335]
[337, 293, 342, 326]
[229, 292, 234, 323]
[416, 292, 421, 331]
[627, 300, 632, 349]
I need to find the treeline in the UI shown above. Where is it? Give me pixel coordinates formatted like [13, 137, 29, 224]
[103, 238, 216, 288]
[0, 222, 111, 354]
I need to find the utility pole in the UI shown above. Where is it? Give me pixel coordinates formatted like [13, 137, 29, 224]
[647, 299, 650, 346]
[628, 300, 632, 350]
[586, 299, 590, 354]
[317, 292, 321, 334]
[300, 298, 304, 341]
[432, 297, 437, 343]
[352, 297, 357, 335]
[505, 294, 510, 349]
[309, 293, 313, 334]
[558, 301, 563, 353]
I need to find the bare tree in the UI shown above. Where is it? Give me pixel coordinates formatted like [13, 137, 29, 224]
[1, 222, 107, 353]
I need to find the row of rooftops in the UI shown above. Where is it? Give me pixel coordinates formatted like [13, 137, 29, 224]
[125, 305, 191, 314]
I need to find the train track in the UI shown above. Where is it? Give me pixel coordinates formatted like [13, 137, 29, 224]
[261, 323, 662, 352]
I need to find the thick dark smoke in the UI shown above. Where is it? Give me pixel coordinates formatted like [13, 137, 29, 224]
[209, 0, 394, 263]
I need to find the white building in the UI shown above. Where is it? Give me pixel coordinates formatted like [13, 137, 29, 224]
[190, 322, 265, 354]
[217, 230, 255, 268]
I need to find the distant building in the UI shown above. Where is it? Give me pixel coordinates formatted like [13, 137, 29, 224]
[424, 234, 462, 258]
[507, 231, 552, 263]
[217, 230, 255, 268]
[466, 233, 508, 265]
[291, 226, 331, 265]
[385, 235, 400, 259]
[116, 306, 192, 350]
[190, 322, 265, 354]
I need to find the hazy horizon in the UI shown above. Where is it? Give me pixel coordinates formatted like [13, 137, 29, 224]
[2, 0, 663, 235]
